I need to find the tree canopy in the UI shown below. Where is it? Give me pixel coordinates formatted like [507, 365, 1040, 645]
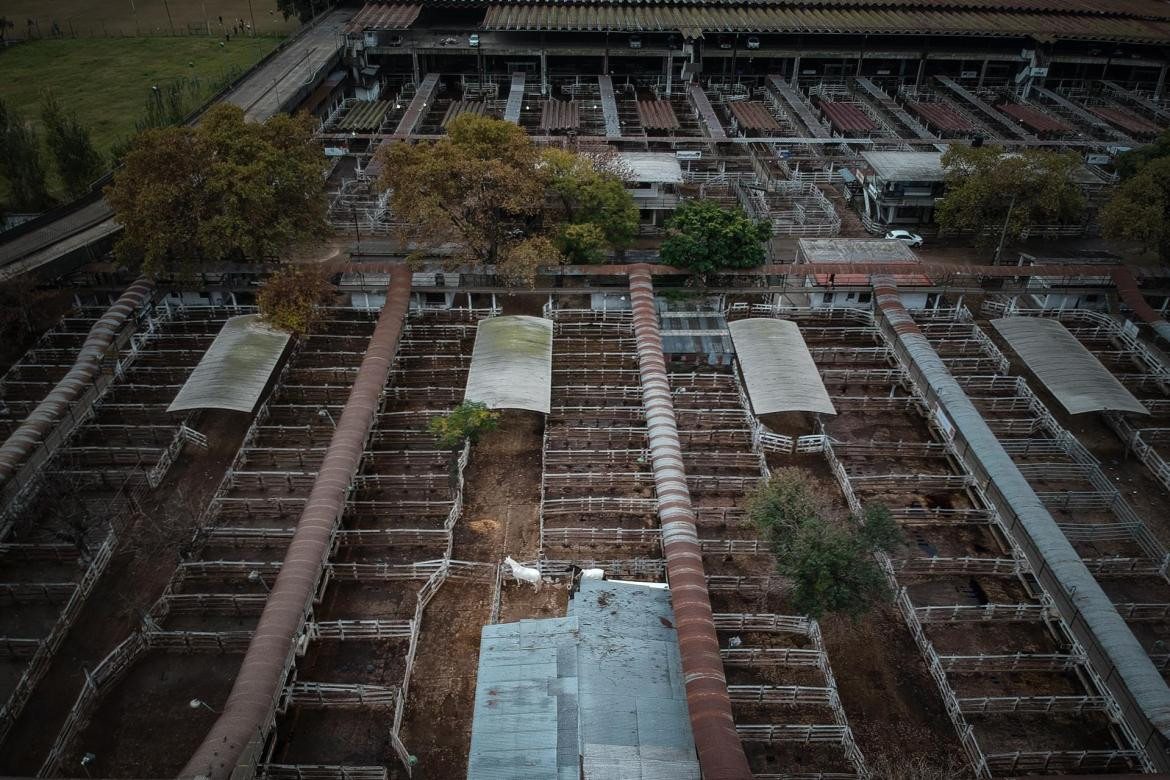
[429, 401, 500, 449]
[42, 93, 104, 199]
[748, 468, 901, 620]
[105, 103, 328, 277]
[257, 266, 336, 335]
[935, 145, 1086, 254]
[659, 199, 771, 274]
[0, 99, 54, 212]
[1101, 132, 1170, 260]
[375, 115, 638, 284]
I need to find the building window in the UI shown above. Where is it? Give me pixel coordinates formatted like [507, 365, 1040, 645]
[858, 292, 872, 304]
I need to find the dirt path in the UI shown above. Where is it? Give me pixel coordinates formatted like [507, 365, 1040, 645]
[0, 410, 247, 774]
[397, 409, 545, 779]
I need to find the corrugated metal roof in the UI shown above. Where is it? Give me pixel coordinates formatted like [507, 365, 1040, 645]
[620, 152, 684, 183]
[464, 315, 553, 414]
[728, 100, 781, 131]
[441, 100, 490, 129]
[541, 99, 580, 130]
[660, 311, 733, 363]
[998, 101, 1074, 133]
[479, 4, 1170, 42]
[1088, 105, 1161, 135]
[816, 99, 877, 133]
[990, 317, 1150, 416]
[344, 3, 421, 32]
[337, 100, 390, 131]
[905, 100, 975, 133]
[729, 318, 837, 417]
[637, 99, 680, 131]
[860, 150, 945, 182]
[168, 314, 290, 414]
[798, 237, 920, 264]
[468, 580, 700, 780]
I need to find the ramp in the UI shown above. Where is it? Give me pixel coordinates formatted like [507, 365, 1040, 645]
[503, 72, 526, 124]
[935, 75, 1030, 139]
[393, 73, 441, 137]
[599, 76, 622, 137]
[688, 84, 726, 139]
[767, 76, 829, 138]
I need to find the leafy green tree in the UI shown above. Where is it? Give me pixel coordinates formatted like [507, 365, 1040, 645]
[277, 0, 328, 23]
[543, 147, 639, 253]
[857, 503, 901, 553]
[936, 145, 1086, 254]
[1102, 139, 1170, 261]
[106, 103, 328, 277]
[746, 467, 822, 553]
[555, 222, 607, 264]
[257, 266, 336, 334]
[0, 99, 54, 211]
[41, 93, 105, 198]
[496, 235, 565, 287]
[660, 199, 771, 274]
[1115, 130, 1170, 181]
[429, 401, 500, 449]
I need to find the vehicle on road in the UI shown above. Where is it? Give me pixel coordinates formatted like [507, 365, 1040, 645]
[469, 33, 480, 47]
[746, 36, 760, 49]
[884, 229, 924, 247]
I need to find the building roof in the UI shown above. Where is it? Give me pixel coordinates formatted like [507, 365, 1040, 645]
[337, 100, 390, 132]
[542, 100, 580, 130]
[1088, 104, 1161, 135]
[344, 3, 422, 32]
[860, 150, 946, 182]
[637, 99, 680, 130]
[817, 99, 877, 134]
[997, 101, 1074, 133]
[905, 100, 975, 133]
[798, 238, 920, 264]
[619, 152, 684, 183]
[464, 315, 553, 414]
[441, 100, 490, 129]
[661, 311, 733, 361]
[168, 314, 290, 414]
[730, 318, 836, 417]
[468, 579, 700, 780]
[728, 100, 781, 131]
[990, 317, 1150, 416]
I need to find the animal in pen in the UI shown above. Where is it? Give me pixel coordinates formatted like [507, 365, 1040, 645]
[504, 556, 542, 591]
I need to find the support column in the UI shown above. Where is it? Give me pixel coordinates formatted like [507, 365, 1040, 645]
[540, 49, 548, 96]
[628, 265, 752, 780]
[411, 52, 420, 85]
[915, 55, 926, 88]
[665, 54, 672, 95]
[1157, 63, 1168, 101]
[792, 54, 801, 86]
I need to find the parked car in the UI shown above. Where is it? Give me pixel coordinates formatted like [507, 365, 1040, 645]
[629, 35, 642, 49]
[884, 229, 924, 247]
[469, 33, 480, 47]
[717, 35, 732, 49]
[746, 36, 760, 49]
[386, 34, 404, 47]
[439, 36, 458, 46]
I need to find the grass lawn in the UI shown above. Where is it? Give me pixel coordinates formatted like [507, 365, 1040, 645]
[2, 0, 300, 38]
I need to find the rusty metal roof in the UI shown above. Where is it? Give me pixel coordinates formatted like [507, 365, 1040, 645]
[541, 99, 580, 130]
[345, 3, 422, 32]
[728, 100, 781, 131]
[1089, 104, 1161, 135]
[441, 100, 489, 129]
[816, 99, 876, 133]
[479, 4, 1170, 42]
[337, 100, 391, 131]
[905, 100, 974, 133]
[471, 0, 1170, 17]
[637, 99, 680, 130]
[998, 101, 1074, 133]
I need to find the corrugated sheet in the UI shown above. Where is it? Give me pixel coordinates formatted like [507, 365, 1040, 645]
[997, 101, 1074, 133]
[464, 315, 553, 414]
[504, 71, 526, 123]
[479, 4, 1170, 42]
[688, 84, 727, 139]
[391, 71, 441, 138]
[728, 100, 781, 131]
[620, 152, 684, 183]
[468, 580, 701, 780]
[168, 315, 290, 414]
[660, 311, 733, 364]
[906, 100, 974, 133]
[990, 317, 1149, 416]
[541, 99, 580, 130]
[337, 100, 390, 131]
[816, 99, 877, 133]
[599, 75, 622, 137]
[729, 318, 836, 417]
[441, 100, 489, 129]
[637, 99, 680, 130]
[1089, 104, 1161, 135]
[344, 2, 421, 32]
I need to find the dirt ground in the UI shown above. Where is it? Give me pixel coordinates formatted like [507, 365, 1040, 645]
[0, 409, 248, 774]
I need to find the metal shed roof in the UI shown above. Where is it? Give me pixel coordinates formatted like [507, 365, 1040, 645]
[997, 101, 1074, 133]
[860, 150, 946, 182]
[468, 579, 700, 780]
[344, 3, 422, 31]
[464, 315, 553, 414]
[905, 100, 975, 133]
[619, 152, 683, 183]
[797, 238, 919, 264]
[817, 99, 877, 133]
[728, 100, 781, 131]
[168, 314, 290, 414]
[990, 317, 1149, 416]
[729, 318, 837, 417]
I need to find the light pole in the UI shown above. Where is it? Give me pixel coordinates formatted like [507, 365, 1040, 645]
[246, 0, 257, 36]
[318, 407, 336, 428]
[993, 192, 1018, 265]
[247, 570, 271, 593]
[80, 753, 96, 778]
[189, 698, 222, 714]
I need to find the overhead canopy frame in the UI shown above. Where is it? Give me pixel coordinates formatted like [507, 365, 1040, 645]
[729, 318, 837, 417]
[464, 315, 553, 414]
[168, 314, 291, 414]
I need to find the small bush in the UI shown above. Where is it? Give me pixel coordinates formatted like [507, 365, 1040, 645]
[256, 266, 335, 335]
[429, 401, 500, 449]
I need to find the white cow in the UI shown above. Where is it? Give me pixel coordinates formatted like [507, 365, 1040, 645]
[503, 556, 542, 592]
[579, 568, 605, 581]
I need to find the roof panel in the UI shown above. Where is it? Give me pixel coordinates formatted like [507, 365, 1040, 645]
[168, 315, 290, 414]
[990, 317, 1149, 416]
[729, 318, 837, 417]
[464, 315, 553, 414]
[344, 3, 422, 32]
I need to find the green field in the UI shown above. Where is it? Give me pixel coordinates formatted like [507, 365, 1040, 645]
[1, 0, 301, 38]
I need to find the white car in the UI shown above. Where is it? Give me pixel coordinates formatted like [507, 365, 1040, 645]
[746, 36, 760, 50]
[469, 34, 480, 47]
[884, 229, 924, 247]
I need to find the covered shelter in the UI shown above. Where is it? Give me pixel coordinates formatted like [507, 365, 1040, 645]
[729, 318, 837, 435]
[541, 99, 580, 132]
[463, 315, 553, 414]
[441, 100, 489, 130]
[905, 100, 975, 135]
[997, 102, 1074, 135]
[467, 579, 701, 780]
[816, 99, 876, 134]
[990, 317, 1149, 416]
[637, 99, 680, 132]
[168, 314, 291, 414]
[728, 100, 781, 133]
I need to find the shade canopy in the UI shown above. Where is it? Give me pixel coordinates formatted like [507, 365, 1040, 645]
[168, 314, 291, 414]
[729, 318, 836, 417]
[464, 315, 553, 414]
[990, 317, 1149, 416]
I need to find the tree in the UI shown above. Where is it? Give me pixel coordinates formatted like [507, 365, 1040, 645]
[659, 199, 771, 274]
[277, 0, 326, 22]
[0, 99, 54, 211]
[747, 467, 822, 554]
[41, 92, 104, 198]
[257, 266, 336, 334]
[497, 235, 566, 287]
[429, 401, 500, 449]
[543, 147, 639, 252]
[555, 222, 607, 264]
[935, 145, 1086, 254]
[1101, 137, 1170, 261]
[1115, 130, 1170, 181]
[106, 103, 328, 277]
[0, 17, 14, 41]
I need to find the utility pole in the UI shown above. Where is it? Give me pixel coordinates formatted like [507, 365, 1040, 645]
[993, 192, 1018, 265]
[246, 0, 257, 36]
[161, 0, 175, 35]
